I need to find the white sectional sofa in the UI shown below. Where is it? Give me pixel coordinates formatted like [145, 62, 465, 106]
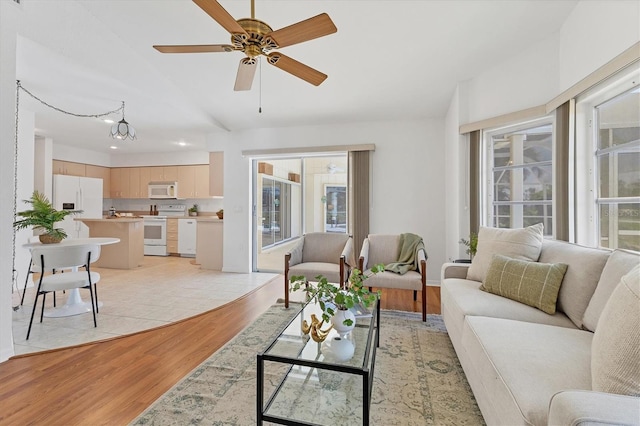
[441, 232, 640, 426]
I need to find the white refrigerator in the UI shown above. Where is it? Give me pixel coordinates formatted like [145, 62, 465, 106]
[53, 175, 104, 239]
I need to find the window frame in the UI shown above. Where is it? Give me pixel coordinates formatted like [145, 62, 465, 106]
[575, 63, 640, 249]
[481, 114, 557, 236]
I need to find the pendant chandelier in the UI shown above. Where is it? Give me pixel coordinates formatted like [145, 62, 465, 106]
[110, 101, 136, 140]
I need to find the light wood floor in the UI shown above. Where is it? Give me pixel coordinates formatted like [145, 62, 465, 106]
[0, 275, 441, 425]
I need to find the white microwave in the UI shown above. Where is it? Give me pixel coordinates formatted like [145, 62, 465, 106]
[148, 181, 178, 199]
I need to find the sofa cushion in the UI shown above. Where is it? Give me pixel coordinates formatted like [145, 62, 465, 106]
[301, 233, 349, 264]
[467, 224, 544, 283]
[365, 234, 400, 266]
[582, 249, 640, 331]
[442, 278, 577, 331]
[289, 262, 342, 284]
[591, 264, 640, 396]
[462, 316, 593, 425]
[539, 239, 610, 329]
[481, 254, 567, 314]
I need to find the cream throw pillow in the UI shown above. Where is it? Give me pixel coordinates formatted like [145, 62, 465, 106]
[467, 223, 544, 282]
[591, 264, 640, 396]
[480, 254, 568, 314]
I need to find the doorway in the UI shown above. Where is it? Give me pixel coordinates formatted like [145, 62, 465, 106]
[252, 154, 348, 272]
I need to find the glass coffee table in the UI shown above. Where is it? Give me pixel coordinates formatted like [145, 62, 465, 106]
[257, 296, 380, 425]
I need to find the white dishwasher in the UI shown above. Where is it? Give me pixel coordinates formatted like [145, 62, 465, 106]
[178, 218, 197, 257]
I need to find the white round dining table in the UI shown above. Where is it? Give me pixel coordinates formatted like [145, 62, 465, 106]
[23, 237, 120, 317]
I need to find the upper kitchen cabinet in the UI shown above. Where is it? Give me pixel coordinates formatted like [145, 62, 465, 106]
[110, 167, 131, 198]
[209, 152, 224, 197]
[149, 166, 178, 182]
[53, 160, 86, 177]
[85, 165, 111, 198]
[178, 165, 210, 198]
[128, 168, 142, 198]
[139, 167, 151, 198]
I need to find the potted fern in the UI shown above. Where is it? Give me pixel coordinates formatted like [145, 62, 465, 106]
[13, 191, 82, 243]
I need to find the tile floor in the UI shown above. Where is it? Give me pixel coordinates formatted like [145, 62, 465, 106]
[11, 255, 278, 356]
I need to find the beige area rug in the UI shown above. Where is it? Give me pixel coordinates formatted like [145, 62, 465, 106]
[132, 304, 484, 425]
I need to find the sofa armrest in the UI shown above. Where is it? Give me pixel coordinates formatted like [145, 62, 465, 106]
[341, 237, 355, 268]
[286, 237, 305, 267]
[358, 238, 370, 272]
[548, 390, 640, 426]
[441, 262, 470, 281]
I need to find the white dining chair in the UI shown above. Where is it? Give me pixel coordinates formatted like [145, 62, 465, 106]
[26, 243, 101, 340]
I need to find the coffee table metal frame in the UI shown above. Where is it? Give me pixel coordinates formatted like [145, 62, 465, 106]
[257, 296, 380, 425]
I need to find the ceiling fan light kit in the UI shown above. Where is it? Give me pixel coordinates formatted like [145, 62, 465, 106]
[153, 0, 337, 91]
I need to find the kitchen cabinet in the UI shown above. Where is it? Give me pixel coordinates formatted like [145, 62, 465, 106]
[178, 218, 197, 256]
[149, 166, 178, 182]
[53, 160, 86, 177]
[110, 167, 131, 198]
[85, 164, 111, 198]
[166, 218, 179, 254]
[129, 168, 141, 198]
[209, 152, 224, 197]
[177, 164, 210, 198]
[139, 167, 151, 198]
[196, 218, 223, 270]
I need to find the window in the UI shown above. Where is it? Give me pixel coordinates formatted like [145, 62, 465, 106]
[594, 87, 640, 251]
[576, 64, 640, 251]
[483, 117, 554, 236]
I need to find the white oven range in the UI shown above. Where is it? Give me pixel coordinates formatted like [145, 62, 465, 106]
[142, 205, 186, 256]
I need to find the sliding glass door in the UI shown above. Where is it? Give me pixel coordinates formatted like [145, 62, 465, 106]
[261, 177, 294, 248]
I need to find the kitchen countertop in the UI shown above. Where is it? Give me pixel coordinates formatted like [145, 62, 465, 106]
[76, 217, 143, 222]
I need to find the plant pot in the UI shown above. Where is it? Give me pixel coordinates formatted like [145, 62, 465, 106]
[321, 335, 355, 362]
[331, 308, 355, 337]
[189, 212, 198, 216]
[39, 234, 62, 244]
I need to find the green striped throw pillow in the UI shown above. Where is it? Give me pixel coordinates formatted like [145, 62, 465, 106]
[480, 254, 568, 314]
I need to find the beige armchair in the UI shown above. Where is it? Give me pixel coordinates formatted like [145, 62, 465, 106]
[284, 232, 354, 308]
[359, 234, 428, 321]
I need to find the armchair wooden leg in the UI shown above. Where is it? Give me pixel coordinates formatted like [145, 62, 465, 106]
[421, 287, 427, 322]
[284, 254, 290, 308]
[413, 290, 417, 301]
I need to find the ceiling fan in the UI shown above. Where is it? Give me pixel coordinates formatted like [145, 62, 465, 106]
[153, 0, 337, 91]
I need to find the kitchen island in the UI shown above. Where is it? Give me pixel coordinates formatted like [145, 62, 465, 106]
[196, 217, 223, 270]
[76, 218, 144, 269]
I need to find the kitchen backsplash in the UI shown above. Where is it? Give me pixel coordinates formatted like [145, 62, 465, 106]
[106, 198, 223, 215]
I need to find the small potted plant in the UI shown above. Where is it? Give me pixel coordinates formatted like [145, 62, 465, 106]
[216, 209, 224, 219]
[290, 264, 383, 335]
[188, 204, 198, 216]
[13, 190, 82, 243]
[458, 232, 478, 262]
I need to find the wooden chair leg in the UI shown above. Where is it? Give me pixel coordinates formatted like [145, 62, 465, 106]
[413, 290, 417, 301]
[422, 287, 427, 322]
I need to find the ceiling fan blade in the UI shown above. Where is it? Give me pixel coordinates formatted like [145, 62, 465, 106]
[234, 58, 258, 91]
[192, 0, 247, 36]
[153, 44, 235, 54]
[267, 13, 337, 48]
[266, 52, 327, 86]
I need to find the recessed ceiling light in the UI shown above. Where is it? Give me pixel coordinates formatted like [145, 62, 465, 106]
[110, 146, 118, 149]
[178, 141, 187, 146]
[104, 118, 114, 124]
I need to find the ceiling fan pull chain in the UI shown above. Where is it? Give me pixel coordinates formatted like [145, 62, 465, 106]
[259, 56, 262, 113]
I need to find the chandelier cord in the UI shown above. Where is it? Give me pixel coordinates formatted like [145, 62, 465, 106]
[12, 81, 21, 310]
[17, 80, 123, 119]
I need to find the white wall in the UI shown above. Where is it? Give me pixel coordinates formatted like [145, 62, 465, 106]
[53, 144, 111, 167]
[0, 0, 20, 362]
[110, 150, 210, 167]
[208, 119, 447, 285]
[559, 1, 640, 91]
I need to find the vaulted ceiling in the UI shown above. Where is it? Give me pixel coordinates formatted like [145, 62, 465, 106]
[13, 0, 579, 153]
